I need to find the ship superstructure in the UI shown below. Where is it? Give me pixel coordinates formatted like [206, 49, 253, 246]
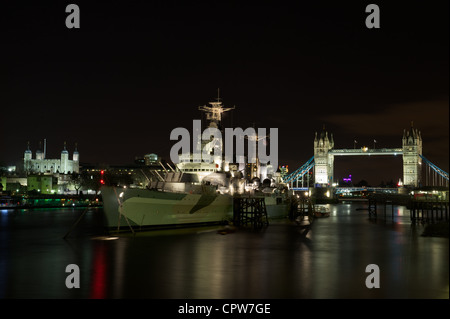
[177, 95, 234, 179]
[101, 95, 293, 231]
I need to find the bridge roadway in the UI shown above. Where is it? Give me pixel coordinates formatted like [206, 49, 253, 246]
[291, 186, 399, 194]
[333, 187, 398, 194]
[330, 148, 403, 156]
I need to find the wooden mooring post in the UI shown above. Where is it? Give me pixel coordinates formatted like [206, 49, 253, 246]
[291, 197, 315, 223]
[368, 197, 377, 219]
[368, 196, 395, 220]
[233, 196, 269, 229]
[290, 197, 315, 237]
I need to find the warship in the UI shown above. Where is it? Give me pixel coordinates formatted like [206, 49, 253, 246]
[101, 96, 293, 231]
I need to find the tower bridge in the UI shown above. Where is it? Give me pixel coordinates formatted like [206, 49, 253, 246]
[329, 148, 403, 156]
[284, 124, 449, 190]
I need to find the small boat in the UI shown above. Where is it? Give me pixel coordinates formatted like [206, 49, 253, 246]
[0, 195, 19, 208]
[314, 206, 330, 218]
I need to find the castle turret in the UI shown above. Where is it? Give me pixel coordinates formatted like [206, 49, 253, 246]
[72, 143, 79, 173]
[24, 141, 32, 173]
[61, 141, 69, 174]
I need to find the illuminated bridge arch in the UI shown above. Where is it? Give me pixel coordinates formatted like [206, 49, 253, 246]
[284, 124, 449, 189]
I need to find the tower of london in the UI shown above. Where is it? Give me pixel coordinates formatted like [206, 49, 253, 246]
[24, 141, 79, 174]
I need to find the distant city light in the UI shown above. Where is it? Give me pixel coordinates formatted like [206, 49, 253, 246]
[343, 174, 352, 183]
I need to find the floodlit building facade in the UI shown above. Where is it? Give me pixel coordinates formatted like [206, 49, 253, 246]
[24, 141, 79, 175]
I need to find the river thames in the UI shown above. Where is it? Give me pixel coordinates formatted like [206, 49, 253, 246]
[0, 203, 448, 299]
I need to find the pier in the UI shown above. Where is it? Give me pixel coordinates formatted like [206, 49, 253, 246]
[367, 195, 395, 220]
[233, 196, 269, 229]
[289, 197, 315, 236]
[410, 200, 449, 223]
[290, 197, 315, 222]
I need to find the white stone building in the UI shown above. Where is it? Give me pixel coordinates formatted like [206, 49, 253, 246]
[24, 142, 79, 174]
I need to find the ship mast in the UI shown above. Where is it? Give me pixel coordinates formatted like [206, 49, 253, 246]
[198, 89, 235, 171]
[198, 88, 235, 129]
[245, 124, 269, 180]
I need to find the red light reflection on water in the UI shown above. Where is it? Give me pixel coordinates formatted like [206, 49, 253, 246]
[90, 242, 107, 299]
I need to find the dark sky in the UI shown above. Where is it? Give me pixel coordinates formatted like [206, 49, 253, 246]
[1, 1, 448, 185]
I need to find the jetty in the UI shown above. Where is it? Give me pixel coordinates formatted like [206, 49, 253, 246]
[410, 199, 449, 223]
[233, 196, 269, 229]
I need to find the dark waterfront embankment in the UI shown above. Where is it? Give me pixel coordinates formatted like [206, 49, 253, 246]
[0, 203, 448, 299]
[0, 193, 102, 209]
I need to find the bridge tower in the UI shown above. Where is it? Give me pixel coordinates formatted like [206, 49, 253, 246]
[402, 122, 422, 187]
[314, 127, 334, 186]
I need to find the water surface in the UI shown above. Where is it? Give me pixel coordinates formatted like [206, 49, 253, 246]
[0, 203, 448, 299]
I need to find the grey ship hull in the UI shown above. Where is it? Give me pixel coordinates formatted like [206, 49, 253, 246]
[101, 183, 292, 232]
[101, 186, 234, 231]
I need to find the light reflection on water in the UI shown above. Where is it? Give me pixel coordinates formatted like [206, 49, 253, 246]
[0, 204, 448, 299]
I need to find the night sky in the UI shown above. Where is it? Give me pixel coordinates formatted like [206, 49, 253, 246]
[2, 1, 448, 186]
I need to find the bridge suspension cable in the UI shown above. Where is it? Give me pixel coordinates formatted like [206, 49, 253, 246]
[419, 155, 449, 181]
[283, 156, 315, 184]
